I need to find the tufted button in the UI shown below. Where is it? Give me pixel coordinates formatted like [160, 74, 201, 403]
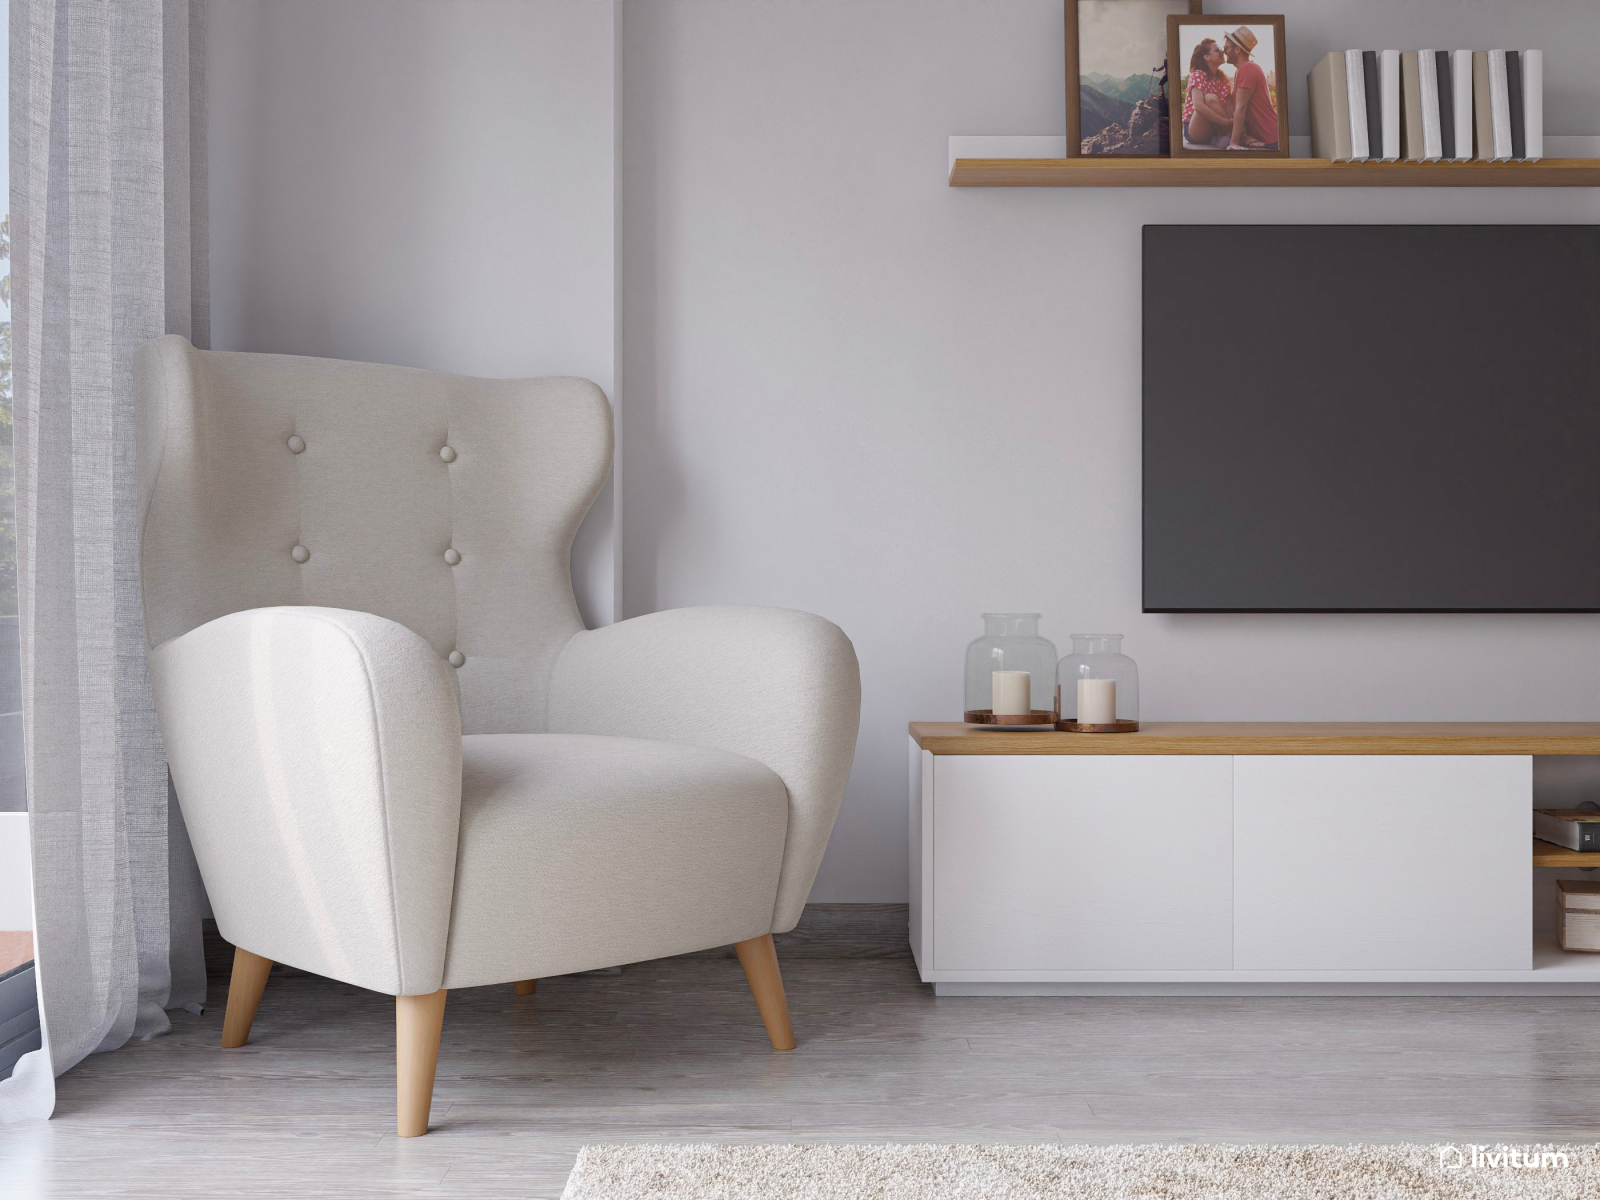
[448, 650, 465, 668]
[443, 548, 461, 566]
[439, 445, 457, 463]
[286, 435, 305, 454]
[291, 545, 310, 563]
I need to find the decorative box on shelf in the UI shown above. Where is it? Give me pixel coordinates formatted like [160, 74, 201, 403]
[1559, 881, 1600, 953]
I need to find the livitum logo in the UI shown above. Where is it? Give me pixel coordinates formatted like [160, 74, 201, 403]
[1437, 1145, 1570, 1171]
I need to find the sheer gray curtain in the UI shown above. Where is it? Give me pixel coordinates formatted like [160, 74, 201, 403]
[1, 0, 208, 1122]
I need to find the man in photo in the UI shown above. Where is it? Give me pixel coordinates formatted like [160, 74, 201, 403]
[1222, 26, 1278, 150]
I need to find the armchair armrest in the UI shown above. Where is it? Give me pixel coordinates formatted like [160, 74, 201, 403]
[547, 606, 860, 931]
[149, 607, 462, 995]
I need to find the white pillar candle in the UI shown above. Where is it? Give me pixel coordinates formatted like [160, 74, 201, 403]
[991, 670, 1032, 715]
[1077, 678, 1117, 725]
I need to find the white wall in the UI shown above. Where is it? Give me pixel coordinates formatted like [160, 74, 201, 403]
[209, 1, 1600, 906]
[621, 0, 1600, 901]
[0, 814, 31, 930]
[208, 0, 621, 625]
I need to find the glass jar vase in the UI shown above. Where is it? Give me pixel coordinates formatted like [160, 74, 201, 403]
[963, 614, 1058, 726]
[1056, 634, 1139, 732]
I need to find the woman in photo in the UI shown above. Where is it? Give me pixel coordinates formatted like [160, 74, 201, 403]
[1181, 38, 1234, 149]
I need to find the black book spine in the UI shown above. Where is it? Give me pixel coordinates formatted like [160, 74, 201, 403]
[1435, 51, 1455, 159]
[1506, 50, 1526, 160]
[1362, 50, 1383, 159]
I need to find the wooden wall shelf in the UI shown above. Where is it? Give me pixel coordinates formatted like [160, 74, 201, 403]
[948, 157, 1600, 188]
[1533, 838, 1600, 869]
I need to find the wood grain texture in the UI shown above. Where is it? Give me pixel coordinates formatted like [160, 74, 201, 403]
[1534, 839, 1600, 869]
[961, 709, 1056, 726]
[947, 157, 1600, 187]
[220, 947, 274, 1049]
[10, 913, 1600, 1199]
[733, 934, 796, 1050]
[910, 721, 1600, 756]
[396, 990, 448, 1137]
[1062, 0, 1079, 156]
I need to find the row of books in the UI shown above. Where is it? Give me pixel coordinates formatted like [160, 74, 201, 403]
[1308, 49, 1544, 163]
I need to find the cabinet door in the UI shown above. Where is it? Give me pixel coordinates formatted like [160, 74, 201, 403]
[932, 755, 1233, 971]
[1233, 756, 1530, 971]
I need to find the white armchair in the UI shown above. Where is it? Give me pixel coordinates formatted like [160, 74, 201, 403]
[135, 336, 861, 1136]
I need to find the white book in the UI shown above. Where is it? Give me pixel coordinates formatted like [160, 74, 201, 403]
[1450, 50, 1474, 161]
[1420, 50, 1446, 160]
[1489, 49, 1513, 161]
[1523, 49, 1544, 161]
[1345, 49, 1370, 160]
[1379, 50, 1401, 160]
[1418, 50, 1442, 161]
[1308, 51, 1355, 161]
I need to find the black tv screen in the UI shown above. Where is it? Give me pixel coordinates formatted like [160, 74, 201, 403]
[1142, 225, 1600, 612]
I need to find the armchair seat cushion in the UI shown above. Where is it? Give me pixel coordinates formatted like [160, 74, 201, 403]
[440, 733, 789, 989]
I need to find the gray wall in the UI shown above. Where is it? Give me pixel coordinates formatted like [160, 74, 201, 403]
[208, 0, 620, 626]
[620, 0, 1600, 902]
[211, 0, 1600, 904]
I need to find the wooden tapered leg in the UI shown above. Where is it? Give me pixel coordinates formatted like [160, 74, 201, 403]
[512, 979, 537, 996]
[220, 948, 273, 1049]
[733, 934, 796, 1050]
[396, 990, 448, 1138]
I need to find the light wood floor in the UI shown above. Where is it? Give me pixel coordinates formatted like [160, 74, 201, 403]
[3, 907, 1600, 1198]
[0, 931, 33, 975]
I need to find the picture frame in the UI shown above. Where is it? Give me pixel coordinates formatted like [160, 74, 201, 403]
[1065, 0, 1202, 158]
[1166, 14, 1289, 157]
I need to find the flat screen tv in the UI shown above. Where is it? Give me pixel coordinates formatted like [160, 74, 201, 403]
[1142, 225, 1600, 612]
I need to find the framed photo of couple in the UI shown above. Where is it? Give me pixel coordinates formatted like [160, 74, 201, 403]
[1167, 14, 1289, 157]
[1064, 3, 1287, 159]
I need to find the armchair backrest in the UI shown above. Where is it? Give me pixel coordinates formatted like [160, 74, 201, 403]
[134, 336, 612, 734]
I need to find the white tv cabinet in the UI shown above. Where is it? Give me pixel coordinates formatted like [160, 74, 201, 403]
[908, 722, 1600, 995]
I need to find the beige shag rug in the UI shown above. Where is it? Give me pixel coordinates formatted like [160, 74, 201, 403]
[561, 1143, 1600, 1199]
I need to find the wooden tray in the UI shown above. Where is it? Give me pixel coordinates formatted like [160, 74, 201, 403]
[964, 709, 1057, 726]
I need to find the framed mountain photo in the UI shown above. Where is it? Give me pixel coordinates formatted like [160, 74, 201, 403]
[1066, 0, 1201, 156]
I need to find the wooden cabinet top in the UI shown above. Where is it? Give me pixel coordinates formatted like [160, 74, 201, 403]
[909, 722, 1600, 755]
